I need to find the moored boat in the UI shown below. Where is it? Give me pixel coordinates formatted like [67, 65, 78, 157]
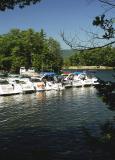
[0, 78, 20, 96]
[8, 77, 35, 94]
[30, 77, 45, 92]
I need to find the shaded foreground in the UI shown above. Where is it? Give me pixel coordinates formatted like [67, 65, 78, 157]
[0, 124, 115, 160]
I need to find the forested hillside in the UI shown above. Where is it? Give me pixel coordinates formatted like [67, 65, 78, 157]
[63, 47, 115, 68]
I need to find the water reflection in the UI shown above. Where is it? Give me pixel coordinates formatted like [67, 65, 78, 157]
[0, 87, 114, 130]
[36, 91, 46, 101]
[0, 87, 115, 160]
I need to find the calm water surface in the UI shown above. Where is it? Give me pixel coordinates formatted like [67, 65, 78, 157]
[0, 70, 115, 160]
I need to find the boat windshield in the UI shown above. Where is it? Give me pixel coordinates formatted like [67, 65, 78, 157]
[31, 78, 41, 82]
[15, 80, 26, 84]
[0, 80, 9, 85]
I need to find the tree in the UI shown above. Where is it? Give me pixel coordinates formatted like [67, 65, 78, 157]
[61, 0, 115, 51]
[67, 46, 115, 67]
[0, 28, 63, 73]
[89, 0, 115, 49]
[0, 0, 41, 11]
[46, 38, 63, 72]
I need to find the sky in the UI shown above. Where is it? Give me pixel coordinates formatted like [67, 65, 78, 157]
[0, 0, 114, 49]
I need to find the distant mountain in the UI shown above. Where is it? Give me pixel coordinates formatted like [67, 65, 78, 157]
[61, 49, 76, 59]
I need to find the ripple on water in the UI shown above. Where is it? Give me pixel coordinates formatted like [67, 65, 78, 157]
[0, 86, 115, 160]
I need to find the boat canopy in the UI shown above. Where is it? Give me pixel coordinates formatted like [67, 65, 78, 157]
[40, 72, 56, 76]
[73, 71, 83, 75]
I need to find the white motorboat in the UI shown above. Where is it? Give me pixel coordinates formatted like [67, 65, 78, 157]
[51, 82, 65, 90]
[74, 72, 96, 87]
[44, 81, 65, 91]
[64, 72, 99, 87]
[77, 72, 99, 86]
[8, 77, 35, 93]
[30, 77, 45, 92]
[45, 81, 53, 91]
[63, 73, 75, 88]
[72, 79, 83, 87]
[63, 80, 73, 88]
[91, 77, 100, 86]
[40, 72, 65, 91]
[0, 78, 20, 96]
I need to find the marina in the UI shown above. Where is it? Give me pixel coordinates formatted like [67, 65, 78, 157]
[0, 70, 115, 160]
[0, 69, 99, 96]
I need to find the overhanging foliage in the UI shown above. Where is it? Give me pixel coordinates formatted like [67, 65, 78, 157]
[0, 0, 41, 11]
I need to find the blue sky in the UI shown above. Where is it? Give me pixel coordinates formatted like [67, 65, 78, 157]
[0, 0, 114, 49]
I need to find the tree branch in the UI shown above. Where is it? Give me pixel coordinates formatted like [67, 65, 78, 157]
[60, 31, 115, 51]
[0, 0, 41, 11]
[99, 0, 115, 7]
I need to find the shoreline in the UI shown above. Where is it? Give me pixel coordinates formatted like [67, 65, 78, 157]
[63, 66, 113, 70]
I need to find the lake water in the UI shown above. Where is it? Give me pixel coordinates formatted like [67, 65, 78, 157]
[0, 70, 115, 160]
